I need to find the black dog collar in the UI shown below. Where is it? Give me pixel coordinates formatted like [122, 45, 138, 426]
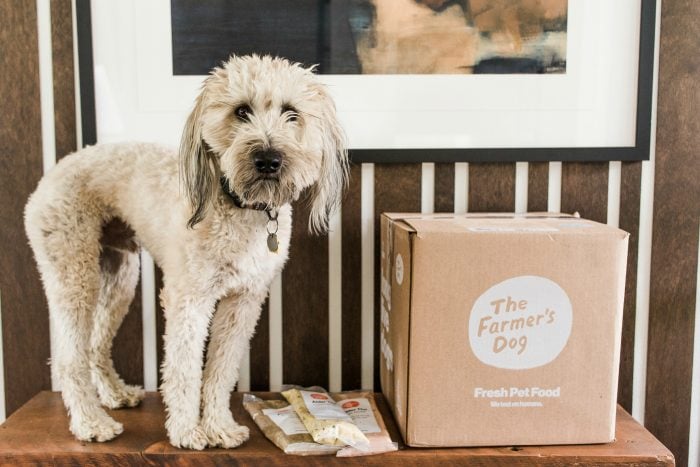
[219, 177, 279, 252]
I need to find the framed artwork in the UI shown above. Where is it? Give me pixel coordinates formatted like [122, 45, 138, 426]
[81, 0, 657, 162]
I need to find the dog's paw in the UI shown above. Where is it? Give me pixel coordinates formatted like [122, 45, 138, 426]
[99, 383, 145, 409]
[169, 425, 208, 450]
[70, 413, 124, 442]
[203, 421, 250, 449]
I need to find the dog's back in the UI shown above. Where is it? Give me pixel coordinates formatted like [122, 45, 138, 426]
[23, 142, 180, 441]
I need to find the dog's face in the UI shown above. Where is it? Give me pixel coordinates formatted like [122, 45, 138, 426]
[180, 55, 348, 233]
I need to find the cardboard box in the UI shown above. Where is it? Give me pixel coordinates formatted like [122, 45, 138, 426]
[379, 213, 629, 447]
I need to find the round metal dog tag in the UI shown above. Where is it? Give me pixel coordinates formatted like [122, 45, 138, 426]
[267, 233, 279, 253]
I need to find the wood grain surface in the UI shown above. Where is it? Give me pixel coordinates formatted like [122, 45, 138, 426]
[282, 200, 329, 387]
[50, 0, 76, 161]
[111, 278, 144, 386]
[469, 163, 515, 211]
[374, 164, 422, 388]
[527, 162, 549, 212]
[0, 391, 674, 466]
[155, 267, 165, 387]
[341, 163, 362, 390]
[0, 1, 52, 416]
[560, 163, 608, 223]
[434, 163, 455, 212]
[249, 299, 270, 391]
[645, 2, 700, 466]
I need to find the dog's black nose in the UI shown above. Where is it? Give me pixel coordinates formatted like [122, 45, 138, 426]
[252, 149, 282, 174]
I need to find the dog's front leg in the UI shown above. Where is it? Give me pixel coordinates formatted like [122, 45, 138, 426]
[161, 293, 216, 450]
[200, 292, 265, 448]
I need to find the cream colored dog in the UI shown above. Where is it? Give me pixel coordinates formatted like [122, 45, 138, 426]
[24, 55, 348, 449]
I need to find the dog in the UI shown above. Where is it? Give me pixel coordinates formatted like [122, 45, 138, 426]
[24, 55, 348, 449]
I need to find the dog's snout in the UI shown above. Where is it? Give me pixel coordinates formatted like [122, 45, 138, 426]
[252, 149, 282, 174]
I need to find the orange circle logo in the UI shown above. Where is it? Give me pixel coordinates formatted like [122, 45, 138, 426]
[342, 401, 360, 409]
[310, 393, 328, 400]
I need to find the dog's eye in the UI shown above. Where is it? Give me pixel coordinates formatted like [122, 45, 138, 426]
[235, 104, 252, 121]
[282, 105, 299, 122]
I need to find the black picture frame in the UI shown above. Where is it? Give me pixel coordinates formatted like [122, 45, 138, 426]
[77, 0, 657, 163]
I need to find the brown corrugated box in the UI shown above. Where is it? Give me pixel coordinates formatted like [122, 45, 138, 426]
[379, 212, 629, 447]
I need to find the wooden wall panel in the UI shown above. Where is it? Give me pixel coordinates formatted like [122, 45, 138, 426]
[341, 164, 362, 390]
[50, 0, 76, 161]
[282, 201, 329, 387]
[434, 163, 455, 213]
[0, 1, 52, 415]
[560, 163, 608, 223]
[618, 162, 642, 412]
[156, 267, 165, 386]
[646, 1, 699, 465]
[374, 164, 422, 387]
[249, 300, 270, 391]
[112, 282, 144, 385]
[469, 163, 515, 212]
[527, 162, 549, 212]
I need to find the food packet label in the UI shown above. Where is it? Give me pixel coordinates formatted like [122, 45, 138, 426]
[300, 390, 350, 420]
[338, 398, 381, 434]
[262, 406, 309, 436]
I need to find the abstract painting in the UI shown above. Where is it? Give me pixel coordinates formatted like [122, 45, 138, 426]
[170, 0, 567, 75]
[348, 0, 568, 74]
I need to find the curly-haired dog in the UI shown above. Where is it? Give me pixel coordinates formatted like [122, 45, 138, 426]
[24, 55, 348, 449]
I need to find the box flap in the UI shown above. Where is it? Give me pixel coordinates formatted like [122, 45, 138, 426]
[383, 212, 628, 239]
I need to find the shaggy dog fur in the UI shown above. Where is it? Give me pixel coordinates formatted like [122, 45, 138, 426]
[24, 55, 348, 449]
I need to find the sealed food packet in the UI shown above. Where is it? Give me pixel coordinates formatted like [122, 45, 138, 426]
[281, 388, 370, 449]
[334, 391, 398, 457]
[242, 394, 341, 456]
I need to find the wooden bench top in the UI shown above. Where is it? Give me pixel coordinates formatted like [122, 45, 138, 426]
[0, 391, 674, 466]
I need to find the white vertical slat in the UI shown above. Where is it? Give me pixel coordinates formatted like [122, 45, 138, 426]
[688, 224, 700, 467]
[361, 163, 375, 390]
[454, 163, 468, 213]
[71, 0, 82, 147]
[328, 208, 342, 392]
[37, 0, 56, 173]
[0, 291, 5, 422]
[421, 163, 435, 213]
[547, 162, 562, 213]
[140, 251, 158, 391]
[607, 161, 622, 227]
[632, 0, 661, 424]
[36, 0, 60, 391]
[515, 162, 529, 213]
[237, 346, 250, 392]
[633, 160, 655, 424]
[268, 273, 283, 391]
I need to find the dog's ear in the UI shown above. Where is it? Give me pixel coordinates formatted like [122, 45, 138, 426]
[307, 84, 349, 235]
[179, 88, 217, 229]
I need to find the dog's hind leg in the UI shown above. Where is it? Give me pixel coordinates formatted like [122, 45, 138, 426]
[25, 202, 124, 442]
[90, 218, 145, 409]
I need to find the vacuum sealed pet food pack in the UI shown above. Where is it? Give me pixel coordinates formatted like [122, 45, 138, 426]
[242, 395, 341, 455]
[333, 391, 398, 457]
[379, 212, 629, 447]
[281, 388, 369, 449]
[244, 389, 397, 456]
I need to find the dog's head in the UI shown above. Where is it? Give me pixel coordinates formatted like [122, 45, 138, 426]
[180, 55, 348, 233]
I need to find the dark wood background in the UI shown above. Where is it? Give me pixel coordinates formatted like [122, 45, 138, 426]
[1, 1, 698, 465]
